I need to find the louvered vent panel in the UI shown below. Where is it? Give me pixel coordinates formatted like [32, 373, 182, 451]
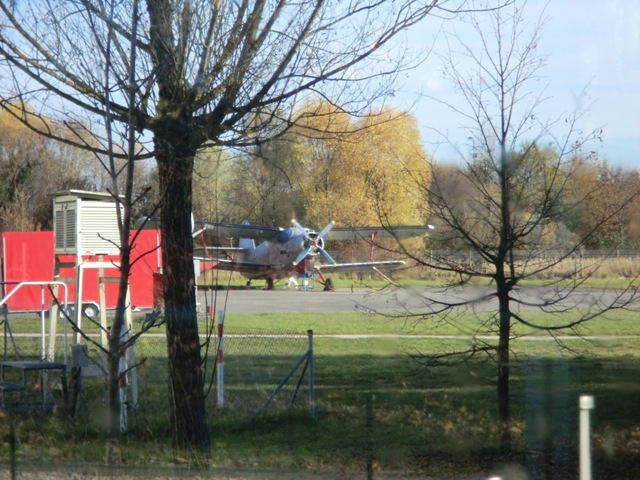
[55, 210, 66, 250]
[54, 203, 77, 253]
[65, 210, 76, 249]
[78, 202, 120, 254]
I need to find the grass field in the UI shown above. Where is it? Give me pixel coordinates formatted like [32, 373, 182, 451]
[1, 306, 640, 479]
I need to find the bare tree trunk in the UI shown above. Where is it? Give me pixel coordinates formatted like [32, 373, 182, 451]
[106, 255, 131, 455]
[497, 129, 512, 452]
[497, 292, 511, 452]
[105, 0, 138, 452]
[157, 138, 209, 449]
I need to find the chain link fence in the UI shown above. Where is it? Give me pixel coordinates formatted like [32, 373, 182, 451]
[1, 311, 313, 425]
[134, 325, 314, 422]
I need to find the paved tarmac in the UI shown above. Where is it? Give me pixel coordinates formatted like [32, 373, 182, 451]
[197, 284, 640, 315]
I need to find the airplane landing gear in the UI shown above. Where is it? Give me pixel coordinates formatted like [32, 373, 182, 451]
[264, 278, 274, 290]
[323, 278, 335, 291]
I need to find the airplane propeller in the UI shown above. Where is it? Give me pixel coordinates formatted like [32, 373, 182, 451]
[292, 219, 337, 266]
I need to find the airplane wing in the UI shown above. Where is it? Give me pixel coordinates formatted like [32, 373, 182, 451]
[315, 260, 406, 274]
[326, 225, 434, 241]
[195, 221, 283, 241]
[136, 216, 283, 241]
[137, 216, 432, 242]
[197, 257, 286, 277]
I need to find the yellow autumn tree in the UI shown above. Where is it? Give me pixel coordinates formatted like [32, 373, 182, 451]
[287, 100, 356, 226]
[352, 108, 430, 226]
[288, 100, 431, 230]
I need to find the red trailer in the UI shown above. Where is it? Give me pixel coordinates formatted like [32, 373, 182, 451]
[1, 230, 161, 315]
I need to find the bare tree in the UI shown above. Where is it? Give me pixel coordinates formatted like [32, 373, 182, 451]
[50, 0, 156, 456]
[0, 0, 466, 448]
[102, 0, 146, 450]
[404, 2, 640, 451]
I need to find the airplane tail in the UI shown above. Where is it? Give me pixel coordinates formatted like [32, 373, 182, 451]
[239, 237, 255, 250]
[239, 220, 255, 250]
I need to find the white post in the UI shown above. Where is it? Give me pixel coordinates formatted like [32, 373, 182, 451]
[580, 395, 595, 480]
[98, 257, 108, 349]
[74, 259, 84, 344]
[216, 310, 224, 409]
[125, 287, 138, 410]
[119, 324, 129, 434]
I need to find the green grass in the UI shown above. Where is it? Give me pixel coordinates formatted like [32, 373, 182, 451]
[220, 309, 640, 337]
[1, 307, 640, 478]
[5, 307, 640, 338]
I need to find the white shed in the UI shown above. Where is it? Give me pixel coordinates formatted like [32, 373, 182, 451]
[52, 190, 122, 255]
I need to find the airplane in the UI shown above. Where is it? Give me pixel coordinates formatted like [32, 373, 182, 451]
[136, 217, 434, 290]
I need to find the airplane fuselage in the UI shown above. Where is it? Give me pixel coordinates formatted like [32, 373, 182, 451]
[237, 227, 322, 280]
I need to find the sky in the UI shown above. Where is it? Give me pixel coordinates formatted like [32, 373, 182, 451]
[395, 0, 640, 169]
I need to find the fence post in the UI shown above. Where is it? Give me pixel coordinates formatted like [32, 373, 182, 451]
[580, 395, 595, 480]
[217, 310, 224, 409]
[308, 329, 315, 419]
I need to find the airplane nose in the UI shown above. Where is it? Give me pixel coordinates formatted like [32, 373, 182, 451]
[292, 220, 335, 265]
[307, 234, 324, 251]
